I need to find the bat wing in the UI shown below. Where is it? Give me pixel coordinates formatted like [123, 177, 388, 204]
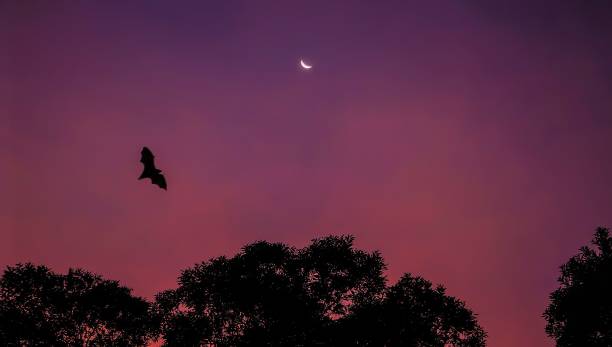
[151, 173, 167, 190]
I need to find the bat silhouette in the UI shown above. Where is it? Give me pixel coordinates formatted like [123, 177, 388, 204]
[138, 147, 167, 190]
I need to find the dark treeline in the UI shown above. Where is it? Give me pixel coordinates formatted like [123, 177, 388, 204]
[1, 230, 610, 346]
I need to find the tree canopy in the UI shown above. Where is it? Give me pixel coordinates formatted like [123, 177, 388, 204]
[544, 227, 612, 346]
[155, 235, 486, 346]
[0, 235, 487, 346]
[0, 263, 158, 346]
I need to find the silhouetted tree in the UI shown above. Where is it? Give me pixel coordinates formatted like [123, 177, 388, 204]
[337, 274, 486, 346]
[544, 227, 612, 346]
[156, 235, 486, 346]
[0, 263, 158, 346]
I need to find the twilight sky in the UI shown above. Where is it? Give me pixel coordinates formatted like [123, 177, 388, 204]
[2, 1, 612, 346]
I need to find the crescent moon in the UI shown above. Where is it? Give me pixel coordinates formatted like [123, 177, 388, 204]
[300, 59, 312, 69]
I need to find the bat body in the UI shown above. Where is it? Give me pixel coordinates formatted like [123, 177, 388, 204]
[139, 147, 167, 190]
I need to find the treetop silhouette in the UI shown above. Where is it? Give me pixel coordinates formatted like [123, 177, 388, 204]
[0, 263, 158, 346]
[544, 227, 612, 346]
[155, 235, 486, 346]
[0, 235, 486, 346]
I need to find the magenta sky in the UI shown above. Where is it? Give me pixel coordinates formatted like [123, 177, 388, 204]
[3, 1, 612, 346]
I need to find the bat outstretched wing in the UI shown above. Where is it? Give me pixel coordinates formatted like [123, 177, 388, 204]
[152, 174, 167, 190]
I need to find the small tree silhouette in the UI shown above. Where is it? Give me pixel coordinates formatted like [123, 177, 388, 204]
[0, 263, 158, 346]
[338, 274, 487, 346]
[544, 227, 612, 346]
[156, 235, 486, 346]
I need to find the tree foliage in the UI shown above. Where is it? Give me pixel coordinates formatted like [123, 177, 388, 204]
[0, 263, 158, 346]
[340, 274, 487, 346]
[544, 227, 612, 346]
[0, 236, 487, 346]
[156, 235, 486, 346]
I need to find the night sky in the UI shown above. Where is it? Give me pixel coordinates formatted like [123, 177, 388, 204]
[3, 1, 612, 346]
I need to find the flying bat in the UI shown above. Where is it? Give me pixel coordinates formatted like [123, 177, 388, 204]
[138, 146, 167, 190]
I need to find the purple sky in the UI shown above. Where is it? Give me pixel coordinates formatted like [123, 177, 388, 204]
[3, 1, 612, 345]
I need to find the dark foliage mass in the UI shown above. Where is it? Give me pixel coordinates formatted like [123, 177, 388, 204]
[0, 264, 158, 346]
[155, 235, 486, 346]
[544, 227, 612, 346]
[0, 235, 486, 346]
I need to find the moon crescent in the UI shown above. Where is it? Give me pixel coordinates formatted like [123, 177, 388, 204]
[300, 59, 312, 69]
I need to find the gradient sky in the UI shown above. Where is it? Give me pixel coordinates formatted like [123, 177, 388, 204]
[3, 1, 612, 346]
